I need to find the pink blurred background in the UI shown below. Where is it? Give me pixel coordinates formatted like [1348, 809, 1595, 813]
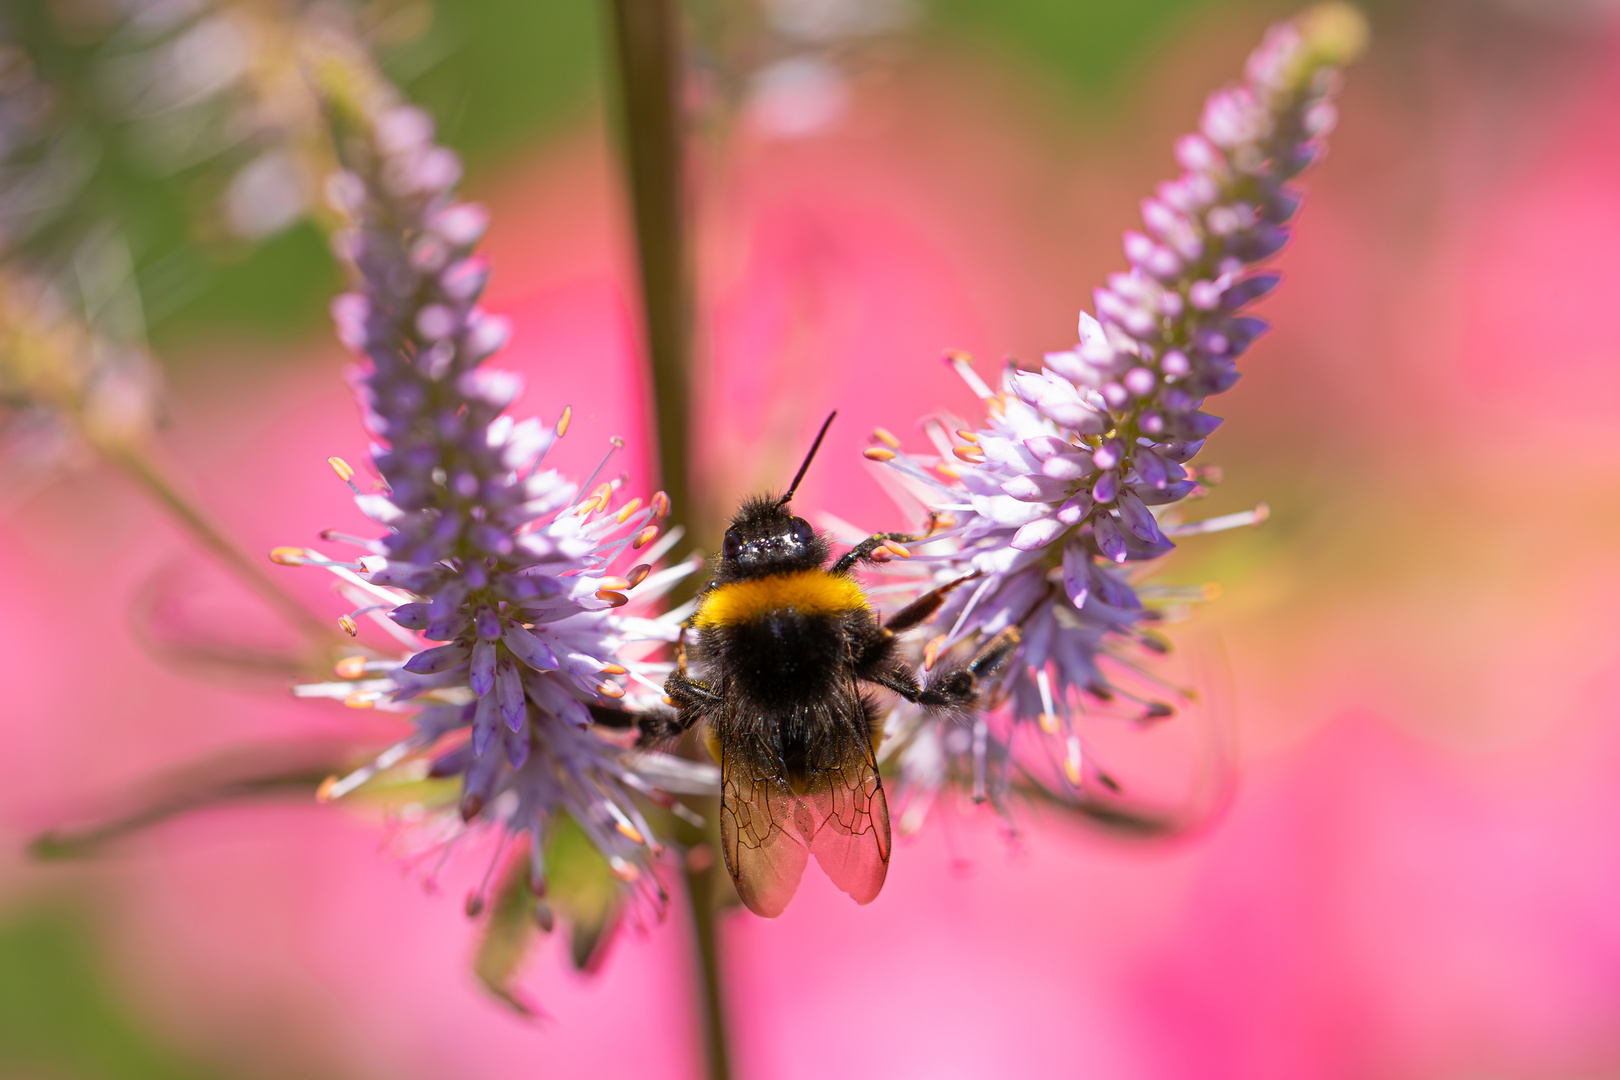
[6, 3, 1620, 1077]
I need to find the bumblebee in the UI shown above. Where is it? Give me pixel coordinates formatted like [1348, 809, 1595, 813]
[642, 413, 1020, 917]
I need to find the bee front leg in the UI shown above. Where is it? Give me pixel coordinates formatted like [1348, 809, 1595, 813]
[832, 532, 918, 576]
[637, 670, 722, 748]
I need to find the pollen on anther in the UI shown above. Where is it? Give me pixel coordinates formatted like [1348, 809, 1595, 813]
[338, 614, 359, 636]
[614, 820, 645, 844]
[269, 547, 307, 566]
[615, 498, 643, 524]
[864, 447, 896, 462]
[923, 635, 946, 671]
[599, 663, 628, 676]
[555, 405, 572, 437]
[952, 445, 985, 464]
[335, 655, 369, 679]
[625, 563, 651, 587]
[328, 456, 357, 484]
[651, 491, 671, 519]
[871, 426, 901, 449]
[595, 589, 630, 607]
[608, 856, 640, 882]
[343, 690, 377, 709]
[954, 429, 980, 444]
[316, 776, 339, 803]
[598, 576, 632, 592]
[631, 525, 659, 549]
[881, 539, 911, 558]
[597, 681, 627, 699]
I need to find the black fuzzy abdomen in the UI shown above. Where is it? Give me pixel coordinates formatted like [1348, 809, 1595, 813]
[705, 609, 857, 703]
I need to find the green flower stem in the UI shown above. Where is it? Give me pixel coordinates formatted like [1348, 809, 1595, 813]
[106, 442, 337, 651]
[605, 0, 695, 549]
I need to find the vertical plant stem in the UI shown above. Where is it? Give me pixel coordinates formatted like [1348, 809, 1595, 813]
[605, 0, 695, 545]
[602, 4, 730, 1079]
[105, 442, 336, 649]
[682, 850, 733, 1080]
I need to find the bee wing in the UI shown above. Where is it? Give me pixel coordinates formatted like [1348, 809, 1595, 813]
[798, 694, 892, 906]
[720, 729, 811, 919]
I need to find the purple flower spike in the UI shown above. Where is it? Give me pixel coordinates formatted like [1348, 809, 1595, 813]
[864, 4, 1365, 823]
[284, 64, 717, 918]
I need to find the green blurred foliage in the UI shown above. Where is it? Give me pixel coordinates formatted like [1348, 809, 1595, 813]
[927, 0, 1282, 99]
[0, 902, 231, 1080]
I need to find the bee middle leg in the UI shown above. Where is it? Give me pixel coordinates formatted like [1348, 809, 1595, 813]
[858, 626, 1022, 710]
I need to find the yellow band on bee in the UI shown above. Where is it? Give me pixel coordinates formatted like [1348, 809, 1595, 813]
[694, 570, 868, 628]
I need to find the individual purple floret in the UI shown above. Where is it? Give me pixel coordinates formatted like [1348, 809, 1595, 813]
[863, 5, 1365, 823]
[279, 64, 715, 920]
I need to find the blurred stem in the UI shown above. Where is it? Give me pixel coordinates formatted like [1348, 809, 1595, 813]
[601, 5, 729, 1079]
[104, 442, 336, 651]
[683, 854, 732, 1080]
[604, 0, 695, 548]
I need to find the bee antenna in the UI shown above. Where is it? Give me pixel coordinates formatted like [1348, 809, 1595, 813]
[780, 410, 837, 507]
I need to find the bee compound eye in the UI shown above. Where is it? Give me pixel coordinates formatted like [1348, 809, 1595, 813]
[790, 518, 815, 547]
[721, 529, 742, 560]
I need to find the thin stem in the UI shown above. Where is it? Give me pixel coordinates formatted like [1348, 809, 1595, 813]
[683, 857, 733, 1080]
[105, 442, 337, 649]
[604, 0, 695, 548]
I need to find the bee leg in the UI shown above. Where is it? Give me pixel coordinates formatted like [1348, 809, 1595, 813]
[866, 626, 1023, 710]
[637, 671, 721, 748]
[879, 571, 983, 635]
[831, 532, 918, 576]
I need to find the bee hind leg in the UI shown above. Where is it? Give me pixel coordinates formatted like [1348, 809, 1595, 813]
[867, 626, 1022, 711]
[879, 570, 983, 634]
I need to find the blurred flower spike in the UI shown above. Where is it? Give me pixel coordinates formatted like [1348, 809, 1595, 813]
[869, 3, 1366, 825]
[281, 46, 718, 993]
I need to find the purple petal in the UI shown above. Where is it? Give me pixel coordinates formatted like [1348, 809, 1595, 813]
[1056, 490, 1094, 525]
[1023, 436, 1071, 461]
[470, 638, 496, 697]
[1042, 453, 1093, 481]
[1001, 474, 1069, 502]
[503, 624, 559, 671]
[504, 724, 530, 769]
[1092, 470, 1120, 505]
[1116, 491, 1165, 543]
[402, 641, 470, 675]
[474, 606, 502, 640]
[1011, 516, 1066, 551]
[1061, 543, 1092, 608]
[1092, 512, 1128, 563]
[496, 654, 526, 730]
[471, 691, 499, 757]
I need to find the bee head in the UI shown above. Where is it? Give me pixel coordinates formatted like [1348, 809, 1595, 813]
[714, 411, 837, 582]
[716, 497, 829, 580]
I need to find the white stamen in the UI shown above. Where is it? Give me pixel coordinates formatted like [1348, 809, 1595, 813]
[1162, 502, 1270, 537]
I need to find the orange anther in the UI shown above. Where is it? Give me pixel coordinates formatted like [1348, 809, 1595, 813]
[615, 498, 643, 524]
[334, 655, 369, 679]
[631, 525, 659, 549]
[871, 427, 901, 449]
[269, 547, 306, 566]
[863, 447, 896, 462]
[338, 614, 359, 637]
[327, 456, 356, 482]
[597, 681, 626, 699]
[599, 663, 628, 676]
[615, 820, 645, 845]
[555, 405, 572, 437]
[595, 590, 629, 607]
[625, 563, 651, 587]
[343, 690, 376, 709]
